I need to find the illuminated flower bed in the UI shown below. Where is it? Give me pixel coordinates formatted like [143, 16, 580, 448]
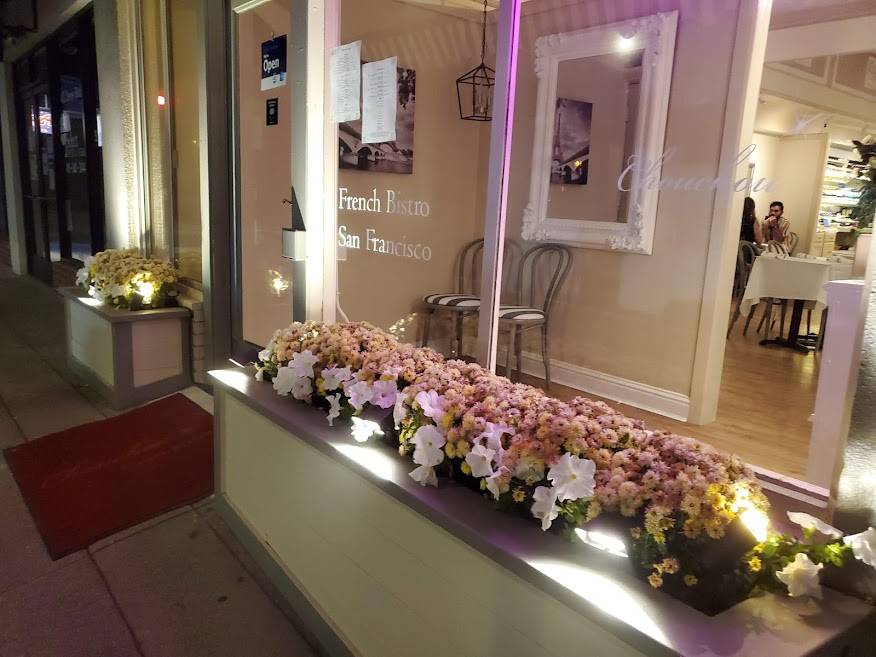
[256, 321, 876, 614]
[76, 249, 179, 310]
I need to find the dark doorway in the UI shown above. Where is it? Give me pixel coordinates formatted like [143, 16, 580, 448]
[13, 8, 104, 286]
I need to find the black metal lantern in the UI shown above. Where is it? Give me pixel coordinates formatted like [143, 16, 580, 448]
[456, 0, 495, 121]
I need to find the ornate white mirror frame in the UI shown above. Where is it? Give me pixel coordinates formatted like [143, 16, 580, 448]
[521, 12, 678, 254]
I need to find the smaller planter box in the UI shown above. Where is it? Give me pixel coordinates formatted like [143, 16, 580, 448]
[61, 287, 192, 410]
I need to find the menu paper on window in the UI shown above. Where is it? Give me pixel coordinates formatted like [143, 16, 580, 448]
[330, 41, 361, 122]
[361, 56, 397, 144]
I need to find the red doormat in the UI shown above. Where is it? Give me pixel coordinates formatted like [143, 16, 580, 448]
[4, 393, 213, 559]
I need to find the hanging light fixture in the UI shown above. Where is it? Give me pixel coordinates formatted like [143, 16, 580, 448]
[456, 0, 495, 122]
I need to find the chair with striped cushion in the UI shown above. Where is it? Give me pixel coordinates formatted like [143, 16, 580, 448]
[421, 239, 485, 356]
[500, 243, 572, 390]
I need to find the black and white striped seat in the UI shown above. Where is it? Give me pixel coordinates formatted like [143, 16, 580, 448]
[423, 294, 481, 309]
[497, 306, 544, 321]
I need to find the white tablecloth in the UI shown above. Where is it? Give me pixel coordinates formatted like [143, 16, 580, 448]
[740, 254, 853, 316]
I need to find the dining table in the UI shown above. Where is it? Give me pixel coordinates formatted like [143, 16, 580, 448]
[739, 252, 855, 352]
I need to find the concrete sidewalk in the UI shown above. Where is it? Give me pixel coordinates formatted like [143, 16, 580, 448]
[0, 270, 318, 657]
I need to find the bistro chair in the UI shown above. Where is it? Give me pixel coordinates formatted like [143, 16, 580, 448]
[788, 232, 799, 254]
[500, 243, 572, 390]
[727, 241, 759, 336]
[766, 240, 789, 255]
[421, 239, 521, 356]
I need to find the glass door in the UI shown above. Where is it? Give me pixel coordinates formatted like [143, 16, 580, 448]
[230, 0, 295, 359]
[18, 86, 57, 284]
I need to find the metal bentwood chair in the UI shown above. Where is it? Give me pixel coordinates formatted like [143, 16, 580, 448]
[500, 243, 572, 390]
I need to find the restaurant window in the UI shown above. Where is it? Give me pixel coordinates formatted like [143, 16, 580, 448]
[335, 0, 500, 357]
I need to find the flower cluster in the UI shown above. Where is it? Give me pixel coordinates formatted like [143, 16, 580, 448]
[255, 321, 876, 602]
[76, 249, 179, 309]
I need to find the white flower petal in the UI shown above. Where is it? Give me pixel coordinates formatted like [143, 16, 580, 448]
[787, 512, 843, 539]
[776, 553, 823, 598]
[843, 527, 876, 568]
[409, 464, 438, 487]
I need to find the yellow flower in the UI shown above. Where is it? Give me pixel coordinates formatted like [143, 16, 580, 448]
[460, 462, 472, 476]
[747, 556, 762, 573]
[479, 478, 487, 491]
[445, 442, 457, 459]
[648, 572, 663, 589]
[455, 441, 470, 456]
[512, 488, 525, 503]
[683, 574, 698, 587]
[661, 558, 679, 575]
[629, 527, 642, 540]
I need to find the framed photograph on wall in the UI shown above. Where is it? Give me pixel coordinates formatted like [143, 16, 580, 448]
[550, 97, 592, 185]
[339, 66, 416, 174]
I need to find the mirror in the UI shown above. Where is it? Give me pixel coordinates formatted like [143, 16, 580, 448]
[522, 12, 678, 254]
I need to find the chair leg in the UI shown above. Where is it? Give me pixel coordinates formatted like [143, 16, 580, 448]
[757, 300, 772, 336]
[742, 302, 757, 336]
[515, 325, 523, 381]
[728, 298, 742, 338]
[506, 326, 515, 381]
[422, 309, 434, 348]
[541, 325, 551, 391]
[779, 301, 787, 338]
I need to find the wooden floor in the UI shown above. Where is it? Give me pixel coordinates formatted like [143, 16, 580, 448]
[516, 306, 821, 480]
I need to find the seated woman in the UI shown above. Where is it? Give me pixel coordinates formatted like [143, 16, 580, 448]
[739, 196, 763, 245]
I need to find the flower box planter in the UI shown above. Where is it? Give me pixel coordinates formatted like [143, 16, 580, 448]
[61, 287, 192, 410]
[209, 367, 876, 657]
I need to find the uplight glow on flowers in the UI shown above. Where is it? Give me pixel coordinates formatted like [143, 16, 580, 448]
[76, 249, 178, 309]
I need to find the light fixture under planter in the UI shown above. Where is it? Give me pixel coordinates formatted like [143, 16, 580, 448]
[456, 0, 495, 122]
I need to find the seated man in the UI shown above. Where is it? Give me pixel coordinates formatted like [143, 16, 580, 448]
[763, 200, 791, 247]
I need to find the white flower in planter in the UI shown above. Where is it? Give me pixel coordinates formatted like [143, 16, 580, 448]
[477, 421, 515, 454]
[289, 350, 319, 378]
[409, 464, 438, 487]
[351, 416, 383, 443]
[465, 443, 496, 478]
[255, 367, 265, 382]
[393, 392, 408, 428]
[485, 467, 509, 501]
[344, 380, 374, 411]
[776, 553, 823, 598]
[322, 365, 352, 391]
[273, 366, 299, 396]
[548, 454, 596, 502]
[411, 425, 445, 467]
[290, 375, 313, 401]
[371, 379, 399, 409]
[75, 267, 90, 286]
[787, 512, 843, 540]
[531, 486, 560, 531]
[415, 390, 444, 423]
[326, 393, 342, 426]
[257, 341, 276, 364]
[843, 527, 876, 568]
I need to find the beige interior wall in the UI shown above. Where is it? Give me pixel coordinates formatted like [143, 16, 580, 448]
[336, 0, 492, 343]
[238, 0, 295, 345]
[751, 131, 779, 223]
[504, 0, 742, 395]
[169, 0, 203, 282]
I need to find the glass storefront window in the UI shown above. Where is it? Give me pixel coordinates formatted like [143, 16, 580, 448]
[335, 0, 499, 356]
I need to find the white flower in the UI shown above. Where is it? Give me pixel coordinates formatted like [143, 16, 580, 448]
[843, 527, 876, 568]
[108, 284, 126, 299]
[477, 422, 515, 454]
[776, 553, 823, 598]
[393, 392, 408, 428]
[344, 380, 374, 411]
[415, 390, 444, 422]
[321, 365, 352, 391]
[350, 416, 383, 443]
[465, 443, 496, 478]
[371, 379, 399, 409]
[75, 267, 90, 286]
[485, 467, 509, 501]
[787, 512, 843, 540]
[255, 367, 265, 382]
[257, 341, 275, 364]
[326, 393, 342, 426]
[272, 366, 299, 396]
[411, 425, 445, 467]
[409, 464, 438, 487]
[531, 486, 560, 531]
[289, 350, 319, 378]
[547, 454, 596, 502]
[290, 376, 312, 401]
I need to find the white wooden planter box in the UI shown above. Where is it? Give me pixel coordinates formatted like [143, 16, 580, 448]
[62, 288, 192, 410]
[209, 366, 876, 657]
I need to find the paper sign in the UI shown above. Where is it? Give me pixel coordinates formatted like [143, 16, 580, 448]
[266, 98, 278, 125]
[331, 41, 361, 122]
[261, 35, 287, 91]
[361, 56, 397, 144]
